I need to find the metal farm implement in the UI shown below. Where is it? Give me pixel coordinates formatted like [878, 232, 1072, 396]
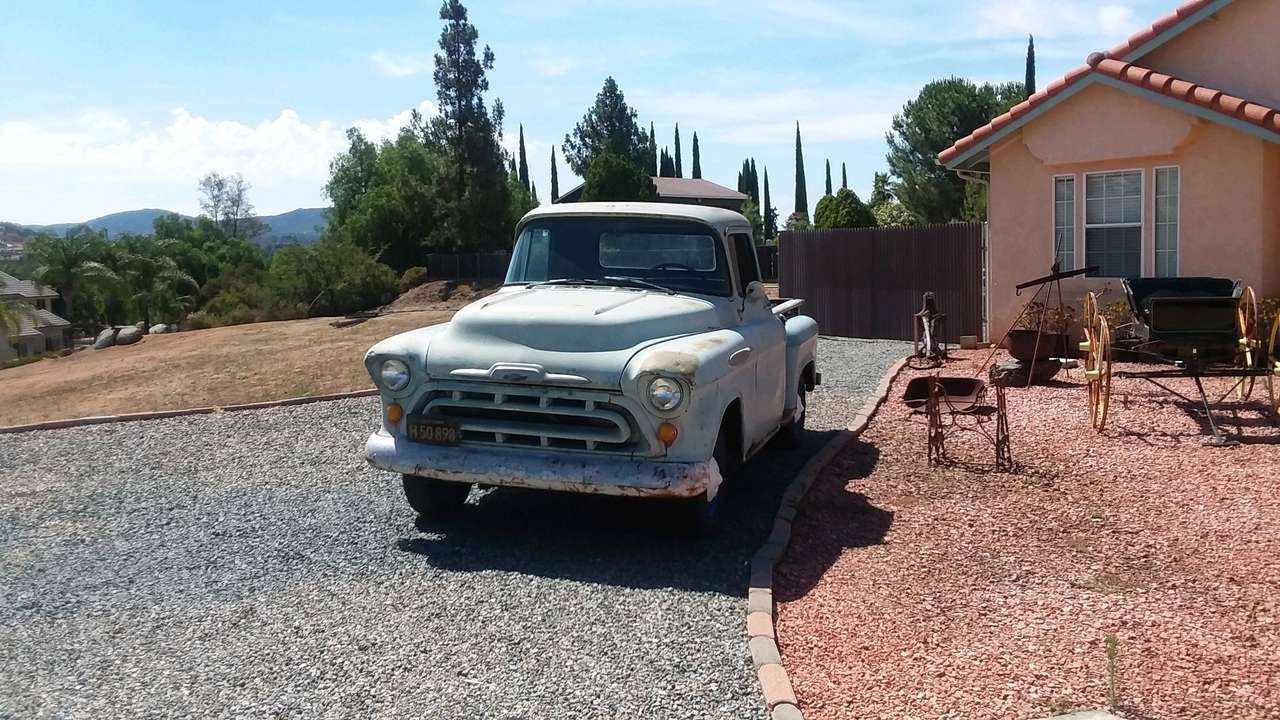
[1079, 277, 1280, 445]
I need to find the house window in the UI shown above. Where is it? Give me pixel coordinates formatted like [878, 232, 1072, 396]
[1155, 167, 1179, 277]
[1085, 170, 1142, 278]
[1053, 176, 1075, 270]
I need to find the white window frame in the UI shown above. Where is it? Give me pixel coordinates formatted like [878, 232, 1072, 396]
[1084, 168, 1144, 278]
[1051, 174, 1076, 270]
[1153, 165, 1180, 278]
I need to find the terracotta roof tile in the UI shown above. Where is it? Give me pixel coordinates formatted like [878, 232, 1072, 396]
[940, 53, 1280, 168]
[1105, 0, 1222, 59]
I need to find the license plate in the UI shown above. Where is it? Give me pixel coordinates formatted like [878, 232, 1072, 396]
[406, 415, 462, 445]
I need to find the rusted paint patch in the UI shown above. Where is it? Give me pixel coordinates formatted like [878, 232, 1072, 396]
[636, 350, 699, 380]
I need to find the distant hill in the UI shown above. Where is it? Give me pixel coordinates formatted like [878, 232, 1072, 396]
[17, 208, 329, 246]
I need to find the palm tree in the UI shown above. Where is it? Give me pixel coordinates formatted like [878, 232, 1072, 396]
[28, 229, 119, 330]
[0, 298, 36, 343]
[118, 237, 198, 329]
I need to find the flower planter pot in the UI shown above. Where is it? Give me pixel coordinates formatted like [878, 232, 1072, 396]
[1007, 329, 1068, 361]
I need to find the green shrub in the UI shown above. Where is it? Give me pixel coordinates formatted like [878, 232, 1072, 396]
[183, 311, 218, 331]
[1, 355, 43, 370]
[399, 266, 431, 294]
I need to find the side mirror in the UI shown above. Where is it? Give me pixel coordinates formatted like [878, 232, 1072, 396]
[744, 280, 768, 304]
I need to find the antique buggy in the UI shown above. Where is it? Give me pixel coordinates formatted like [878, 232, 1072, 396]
[1079, 277, 1279, 444]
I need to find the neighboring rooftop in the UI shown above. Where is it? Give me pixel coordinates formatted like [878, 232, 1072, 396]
[0, 271, 58, 300]
[555, 176, 748, 210]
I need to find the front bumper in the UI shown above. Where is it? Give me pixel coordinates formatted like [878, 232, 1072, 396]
[364, 431, 720, 498]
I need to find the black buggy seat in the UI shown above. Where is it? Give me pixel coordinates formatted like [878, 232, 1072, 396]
[1122, 277, 1241, 362]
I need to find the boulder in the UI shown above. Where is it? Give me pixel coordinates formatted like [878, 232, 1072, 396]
[134, 321, 146, 333]
[149, 323, 169, 335]
[93, 328, 118, 350]
[115, 326, 143, 346]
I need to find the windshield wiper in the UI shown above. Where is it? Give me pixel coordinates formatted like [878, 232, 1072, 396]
[602, 276, 676, 294]
[524, 278, 605, 288]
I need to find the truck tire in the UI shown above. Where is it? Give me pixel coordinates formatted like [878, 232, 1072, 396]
[681, 422, 736, 536]
[402, 475, 472, 517]
[776, 388, 807, 449]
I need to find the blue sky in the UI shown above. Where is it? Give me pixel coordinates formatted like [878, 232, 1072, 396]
[1, 0, 1178, 225]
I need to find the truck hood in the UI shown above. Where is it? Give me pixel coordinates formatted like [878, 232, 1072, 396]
[425, 285, 723, 387]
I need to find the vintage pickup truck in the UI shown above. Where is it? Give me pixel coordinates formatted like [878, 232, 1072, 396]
[364, 202, 819, 532]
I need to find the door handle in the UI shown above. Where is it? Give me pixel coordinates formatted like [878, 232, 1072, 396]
[729, 347, 753, 366]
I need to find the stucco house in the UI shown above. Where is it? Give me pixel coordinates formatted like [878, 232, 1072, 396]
[1, 270, 71, 361]
[940, 0, 1280, 338]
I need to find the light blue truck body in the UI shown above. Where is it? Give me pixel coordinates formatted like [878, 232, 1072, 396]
[364, 203, 818, 501]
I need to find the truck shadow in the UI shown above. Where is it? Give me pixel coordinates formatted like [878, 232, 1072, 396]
[396, 428, 847, 596]
[772, 439, 892, 602]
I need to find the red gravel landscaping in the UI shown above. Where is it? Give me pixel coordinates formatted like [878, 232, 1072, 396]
[775, 351, 1280, 720]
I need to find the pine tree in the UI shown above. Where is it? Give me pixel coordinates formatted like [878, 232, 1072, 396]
[517, 124, 530, 193]
[673, 124, 683, 178]
[649, 122, 657, 175]
[691, 132, 701, 179]
[794, 123, 808, 219]
[550, 147, 560, 202]
[841, 162, 848, 190]
[763, 167, 776, 240]
[1025, 35, 1036, 98]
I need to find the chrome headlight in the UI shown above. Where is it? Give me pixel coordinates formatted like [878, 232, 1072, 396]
[647, 377, 684, 411]
[379, 358, 411, 391]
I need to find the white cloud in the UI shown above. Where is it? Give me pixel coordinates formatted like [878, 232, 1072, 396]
[0, 101, 438, 224]
[634, 86, 898, 145]
[972, 0, 1138, 39]
[371, 51, 434, 77]
[532, 52, 575, 78]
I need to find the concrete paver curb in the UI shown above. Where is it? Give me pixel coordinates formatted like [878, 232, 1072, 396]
[745, 356, 909, 717]
[0, 388, 380, 435]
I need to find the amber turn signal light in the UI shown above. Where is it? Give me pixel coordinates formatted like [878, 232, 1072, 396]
[386, 402, 404, 424]
[657, 422, 679, 447]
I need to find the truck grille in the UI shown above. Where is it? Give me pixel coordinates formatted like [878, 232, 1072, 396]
[420, 383, 639, 453]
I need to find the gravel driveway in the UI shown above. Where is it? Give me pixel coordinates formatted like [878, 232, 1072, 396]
[1, 338, 907, 720]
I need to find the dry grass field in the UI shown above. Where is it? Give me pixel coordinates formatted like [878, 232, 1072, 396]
[0, 309, 455, 427]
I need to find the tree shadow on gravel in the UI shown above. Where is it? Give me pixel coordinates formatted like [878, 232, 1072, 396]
[773, 438, 892, 603]
[396, 429, 840, 596]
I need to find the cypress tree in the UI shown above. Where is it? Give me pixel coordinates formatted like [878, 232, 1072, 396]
[841, 162, 848, 190]
[550, 147, 560, 202]
[749, 158, 760, 204]
[1025, 35, 1036, 98]
[794, 123, 808, 218]
[691, 132, 701, 179]
[763, 167, 775, 240]
[509, 157, 518, 176]
[531, 180, 539, 204]
[824, 160, 833, 196]
[673, 124, 683, 178]
[649, 122, 658, 175]
[518, 124, 530, 193]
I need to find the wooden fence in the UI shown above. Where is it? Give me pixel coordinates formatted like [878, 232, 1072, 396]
[778, 223, 985, 342]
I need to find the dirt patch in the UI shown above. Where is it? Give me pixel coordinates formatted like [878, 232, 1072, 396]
[776, 352, 1280, 720]
[382, 280, 500, 313]
[0, 310, 454, 426]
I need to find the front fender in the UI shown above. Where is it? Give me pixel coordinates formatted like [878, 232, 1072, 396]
[622, 329, 749, 462]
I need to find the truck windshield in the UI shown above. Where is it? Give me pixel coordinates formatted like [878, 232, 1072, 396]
[505, 216, 732, 297]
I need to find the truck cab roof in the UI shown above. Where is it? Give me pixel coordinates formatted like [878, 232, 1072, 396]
[520, 202, 752, 236]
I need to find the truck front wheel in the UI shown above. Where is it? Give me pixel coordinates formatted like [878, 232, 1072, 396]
[681, 422, 736, 536]
[402, 475, 472, 517]
[776, 388, 807, 449]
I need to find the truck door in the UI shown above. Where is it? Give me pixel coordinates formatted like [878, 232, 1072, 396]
[729, 232, 786, 452]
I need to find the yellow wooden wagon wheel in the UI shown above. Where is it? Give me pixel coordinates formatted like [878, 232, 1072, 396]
[1267, 312, 1280, 420]
[1236, 286, 1259, 400]
[1081, 299, 1113, 431]
[1081, 291, 1099, 336]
